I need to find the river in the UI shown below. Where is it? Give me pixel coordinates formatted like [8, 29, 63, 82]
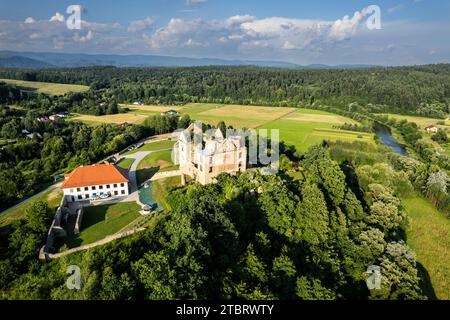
[374, 123, 409, 156]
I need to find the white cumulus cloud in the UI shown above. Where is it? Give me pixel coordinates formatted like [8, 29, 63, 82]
[128, 17, 156, 32]
[49, 12, 65, 23]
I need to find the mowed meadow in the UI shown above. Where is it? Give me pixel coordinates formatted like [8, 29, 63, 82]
[70, 103, 375, 152]
[0, 79, 89, 96]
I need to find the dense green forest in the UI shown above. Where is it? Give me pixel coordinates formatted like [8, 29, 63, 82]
[0, 145, 425, 300]
[1, 64, 449, 117]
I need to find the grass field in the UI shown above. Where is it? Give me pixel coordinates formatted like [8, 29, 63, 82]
[152, 176, 182, 211]
[66, 202, 141, 248]
[403, 195, 450, 300]
[117, 158, 135, 170]
[381, 113, 450, 129]
[183, 104, 297, 128]
[123, 104, 183, 113]
[124, 140, 175, 155]
[0, 188, 63, 228]
[70, 113, 148, 125]
[70, 103, 374, 153]
[0, 79, 89, 96]
[136, 149, 178, 185]
[261, 109, 373, 152]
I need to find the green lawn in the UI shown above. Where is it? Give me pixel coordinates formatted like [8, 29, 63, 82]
[66, 202, 141, 248]
[0, 188, 63, 228]
[152, 176, 182, 211]
[124, 140, 176, 155]
[117, 158, 135, 170]
[0, 79, 89, 96]
[403, 195, 450, 300]
[136, 149, 178, 185]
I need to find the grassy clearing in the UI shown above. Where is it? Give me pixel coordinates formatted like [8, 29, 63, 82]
[402, 195, 450, 300]
[136, 149, 178, 185]
[117, 158, 135, 170]
[0, 188, 63, 228]
[70, 113, 148, 125]
[0, 79, 89, 95]
[380, 113, 449, 129]
[124, 140, 176, 155]
[183, 104, 296, 128]
[152, 176, 182, 211]
[122, 104, 183, 113]
[69, 103, 373, 153]
[66, 202, 141, 248]
[260, 108, 374, 153]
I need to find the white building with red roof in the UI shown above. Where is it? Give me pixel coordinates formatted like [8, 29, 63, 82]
[62, 163, 130, 202]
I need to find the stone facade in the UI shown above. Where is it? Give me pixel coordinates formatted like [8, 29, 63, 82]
[173, 123, 247, 185]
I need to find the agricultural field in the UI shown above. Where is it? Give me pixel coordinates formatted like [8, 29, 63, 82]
[122, 104, 183, 115]
[260, 108, 373, 153]
[0, 79, 89, 96]
[66, 202, 141, 248]
[70, 103, 375, 153]
[380, 113, 450, 129]
[182, 103, 297, 128]
[70, 113, 148, 125]
[403, 195, 450, 300]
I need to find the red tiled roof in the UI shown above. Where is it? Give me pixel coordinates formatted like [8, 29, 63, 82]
[62, 164, 129, 189]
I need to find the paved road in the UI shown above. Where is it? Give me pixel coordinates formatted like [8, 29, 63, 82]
[123, 151, 151, 193]
[0, 182, 62, 216]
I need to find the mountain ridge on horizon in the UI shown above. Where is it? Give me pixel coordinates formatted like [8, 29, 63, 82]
[0, 50, 380, 69]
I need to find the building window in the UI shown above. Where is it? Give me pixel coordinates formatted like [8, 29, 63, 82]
[121, 190, 125, 195]
[70, 189, 74, 193]
[92, 186, 96, 190]
[106, 185, 110, 189]
[114, 191, 118, 196]
[78, 195, 82, 200]
[77, 188, 81, 192]
[85, 194, 89, 199]
[114, 184, 118, 188]
[84, 187, 88, 191]
[209, 157, 213, 164]
[120, 183, 125, 187]
[209, 167, 213, 173]
[99, 185, 103, 190]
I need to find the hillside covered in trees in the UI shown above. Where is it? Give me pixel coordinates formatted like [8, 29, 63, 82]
[0, 146, 425, 300]
[1, 64, 449, 118]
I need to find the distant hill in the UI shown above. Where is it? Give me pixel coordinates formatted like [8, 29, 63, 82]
[0, 55, 54, 68]
[0, 51, 379, 69]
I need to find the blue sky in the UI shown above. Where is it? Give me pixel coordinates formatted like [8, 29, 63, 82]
[0, 0, 449, 65]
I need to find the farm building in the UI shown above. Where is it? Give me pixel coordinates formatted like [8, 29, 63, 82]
[173, 123, 247, 185]
[425, 125, 439, 133]
[162, 110, 179, 116]
[62, 163, 130, 202]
